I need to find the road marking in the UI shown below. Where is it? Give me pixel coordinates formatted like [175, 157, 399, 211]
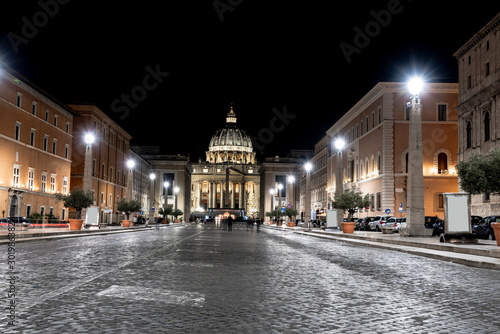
[97, 285, 205, 307]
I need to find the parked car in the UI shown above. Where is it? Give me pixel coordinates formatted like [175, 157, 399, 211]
[0, 218, 12, 228]
[472, 216, 500, 240]
[7, 217, 32, 224]
[382, 217, 402, 232]
[471, 215, 483, 228]
[355, 217, 375, 231]
[369, 215, 394, 231]
[424, 216, 443, 229]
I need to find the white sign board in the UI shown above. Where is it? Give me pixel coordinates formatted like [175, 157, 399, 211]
[444, 193, 470, 234]
[86, 206, 100, 225]
[326, 210, 338, 228]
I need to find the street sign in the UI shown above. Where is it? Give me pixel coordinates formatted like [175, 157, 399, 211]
[287, 204, 292, 209]
[398, 203, 404, 213]
[281, 208, 286, 213]
[385, 209, 391, 215]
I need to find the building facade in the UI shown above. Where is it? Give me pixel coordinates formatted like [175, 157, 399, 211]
[325, 82, 459, 220]
[0, 67, 75, 221]
[69, 103, 132, 223]
[454, 11, 500, 216]
[191, 106, 260, 219]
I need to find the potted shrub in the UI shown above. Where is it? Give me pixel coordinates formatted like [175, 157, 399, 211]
[172, 209, 183, 223]
[331, 187, 371, 233]
[116, 199, 141, 227]
[158, 206, 173, 224]
[285, 207, 298, 227]
[55, 187, 93, 230]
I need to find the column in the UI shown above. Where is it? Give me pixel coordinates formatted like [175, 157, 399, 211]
[231, 181, 235, 208]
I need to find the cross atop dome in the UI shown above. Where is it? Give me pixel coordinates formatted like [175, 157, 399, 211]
[226, 103, 237, 125]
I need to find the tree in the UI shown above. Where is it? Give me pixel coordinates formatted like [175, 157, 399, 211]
[456, 147, 500, 195]
[330, 187, 371, 221]
[285, 207, 298, 222]
[116, 199, 142, 220]
[55, 187, 93, 219]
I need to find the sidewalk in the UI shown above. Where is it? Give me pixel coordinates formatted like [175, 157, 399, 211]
[265, 224, 500, 271]
[0, 224, 155, 244]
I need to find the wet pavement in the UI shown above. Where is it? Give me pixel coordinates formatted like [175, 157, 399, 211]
[1, 223, 500, 333]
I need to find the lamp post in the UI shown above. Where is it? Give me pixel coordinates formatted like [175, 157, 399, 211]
[174, 186, 180, 211]
[304, 162, 312, 228]
[126, 159, 135, 201]
[334, 138, 345, 227]
[404, 77, 426, 237]
[82, 133, 94, 223]
[149, 173, 156, 223]
[269, 188, 275, 224]
[163, 181, 170, 207]
[277, 183, 283, 224]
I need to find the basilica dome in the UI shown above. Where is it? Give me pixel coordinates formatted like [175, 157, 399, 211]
[206, 105, 256, 164]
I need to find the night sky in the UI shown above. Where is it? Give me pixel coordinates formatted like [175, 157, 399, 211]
[1, 1, 500, 161]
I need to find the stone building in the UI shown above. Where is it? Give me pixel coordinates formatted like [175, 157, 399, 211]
[190, 106, 260, 219]
[0, 66, 76, 220]
[454, 11, 500, 216]
[70, 103, 132, 223]
[325, 82, 459, 220]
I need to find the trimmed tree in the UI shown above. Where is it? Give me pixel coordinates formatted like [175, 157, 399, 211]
[456, 147, 500, 195]
[55, 187, 93, 219]
[331, 187, 371, 221]
[116, 199, 142, 220]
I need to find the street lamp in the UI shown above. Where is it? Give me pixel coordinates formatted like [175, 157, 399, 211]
[304, 162, 312, 227]
[149, 173, 156, 223]
[404, 77, 426, 236]
[81, 133, 95, 225]
[269, 188, 275, 224]
[278, 183, 283, 224]
[174, 186, 180, 211]
[126, 159, 135, 201]
[334, 138, 345, 227]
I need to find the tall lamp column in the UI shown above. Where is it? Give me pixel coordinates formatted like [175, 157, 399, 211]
[149, 173, 156, 223]
[82, 133, 94, 223]
[334, 138, 345, 227]
[405, 77, 426, 237]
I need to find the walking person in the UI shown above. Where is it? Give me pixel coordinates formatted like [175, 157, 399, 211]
[156, 217, 162, 229]
[227, 215, 233, 232]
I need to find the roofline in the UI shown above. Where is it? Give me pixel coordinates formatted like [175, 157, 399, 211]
[453, 11, 500, 59]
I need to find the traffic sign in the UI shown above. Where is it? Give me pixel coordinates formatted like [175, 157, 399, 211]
[385, 209, 391, 215]
[281, 208, 286, 213]
[287, 204, 292, 209]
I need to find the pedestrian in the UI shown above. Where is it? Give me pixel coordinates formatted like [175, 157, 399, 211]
[156, 217, 162, 229]
[227, 215, 233, 232]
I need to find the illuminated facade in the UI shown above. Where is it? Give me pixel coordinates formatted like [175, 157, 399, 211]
[0, 67, 75, 220]
[455, 11, 500, 216]
[325, 82, 459, 219]
[191, 106, 260, 217]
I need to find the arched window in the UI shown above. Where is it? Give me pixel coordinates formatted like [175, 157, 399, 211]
[466, 121, 472, 149]
[438, 153, 448, 174]
[484, 112, 490, 142]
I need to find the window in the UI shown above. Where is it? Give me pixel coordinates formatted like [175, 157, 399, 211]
[370, 194, 375, 211]
[50, 174, 56, 193]
[467, 76, 472, 89]
[66, 122, 70, 133]
[110, 167, 114, 182]
[65, 145, 69, 159]
[437, 104, 447, 121]
[376, 192, 382, 211]
[466, 121, 472, 149]
[360, 121, 364, 136]
[468, 55, 471, 65]
[437, 193, 444, 210]
[53, 115, 58, 127]
[26, 205, 32, 218]
[405, 152, 409, 173]
[16, 93, 22, 108]
[63, 177, 68, 194]
[102, 164, 106, 179]
[101, 192, 105, 205]
[45, 109, 49, 122]
[484, 112, 490, 142]
[15, 122, 21, 140]
[437, 153, 448, 174]
[109, 193, 113, 207]
[405, 103, 410, 121]
[486, 40, 490, 51]
[28, 168, 35, 191]
[356, 124, 359, 138]
[377, 153, 382, 174]
[366, 116, 369, 132]
[43, 135, 49, 151]
[485, 62, 490, 77]
[30, 129, 36, 146]
[31, 101, 37, 115]
[92, 159, 96, 176]
[52, 139, 57, 155]
[371, 112, 375, 128]
[41, 172, 47, 193]
[62, 208, 66, 221]
[13, 165, 20, 188]
[378, 107, 382, 123]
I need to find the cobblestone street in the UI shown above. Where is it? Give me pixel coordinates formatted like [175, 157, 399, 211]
[2, 224, 500, 333]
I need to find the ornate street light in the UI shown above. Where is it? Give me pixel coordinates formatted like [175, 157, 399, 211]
[126, 159, 135, 201]
[404, 77, 426, 236]
[334, 137, 345, 227]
